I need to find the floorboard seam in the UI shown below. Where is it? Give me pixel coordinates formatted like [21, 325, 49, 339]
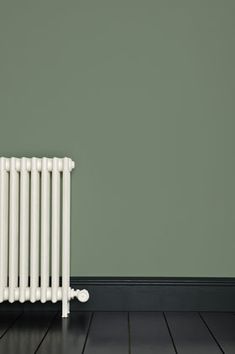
[81, 312, 94, 354]
[34, 311, 59, 353]
[198, 312, 225, 354]
[0, 311, 23, 340]
[163, 312, 178, 354]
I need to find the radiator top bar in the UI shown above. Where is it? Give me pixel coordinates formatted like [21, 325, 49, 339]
[0, 157, 75, 172]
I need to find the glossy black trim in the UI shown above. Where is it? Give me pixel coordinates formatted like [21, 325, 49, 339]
[1, 277, 235, 312]
[71, 277, 235, 311]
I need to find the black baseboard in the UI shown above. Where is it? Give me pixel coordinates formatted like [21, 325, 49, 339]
[1, 277, 235, 312]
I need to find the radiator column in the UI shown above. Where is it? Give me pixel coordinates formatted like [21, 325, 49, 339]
[0, 157, 9, 303]
[19, 157, 29, 302]
[41, 157, 50, 303]
[9, 158, 19, 303]
[30, 157, 40, 302]
[51, 157, 60, 303]
[62, 157, 71, 318]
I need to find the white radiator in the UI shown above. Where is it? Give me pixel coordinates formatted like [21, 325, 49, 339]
[0, 157, 89, 317]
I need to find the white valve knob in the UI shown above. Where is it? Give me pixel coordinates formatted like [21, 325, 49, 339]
[76, 289, 89, 303]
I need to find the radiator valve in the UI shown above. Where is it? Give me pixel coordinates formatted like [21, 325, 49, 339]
[70, 288, 90, 303]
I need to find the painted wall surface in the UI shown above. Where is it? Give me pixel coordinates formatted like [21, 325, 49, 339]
[0, 1, 235, 276]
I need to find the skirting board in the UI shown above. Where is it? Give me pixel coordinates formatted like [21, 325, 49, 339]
[1, 277, 235, 312]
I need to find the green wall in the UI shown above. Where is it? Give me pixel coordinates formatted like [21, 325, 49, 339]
[1, 1, 235, 276]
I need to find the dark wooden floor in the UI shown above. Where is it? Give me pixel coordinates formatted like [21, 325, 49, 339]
[0, 311, 235, 353]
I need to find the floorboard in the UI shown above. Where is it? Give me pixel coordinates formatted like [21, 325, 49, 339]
[165, 312, 222, 354]
[0, 311, 22, 338]
[36, 312, 91, 354]
[130, 312, 175, 354]
[1, 310, 235, 353]
[201, 312, 235, 353]
[0, 311, 56, 354]
[83, 312, 129, 354]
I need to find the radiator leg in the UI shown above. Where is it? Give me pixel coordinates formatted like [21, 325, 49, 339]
[62, 299, 69, 318]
